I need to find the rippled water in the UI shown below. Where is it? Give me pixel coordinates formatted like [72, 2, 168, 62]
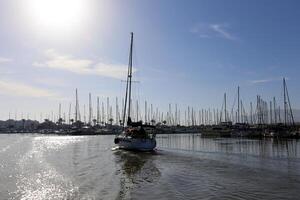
[0, 134, 299, 200]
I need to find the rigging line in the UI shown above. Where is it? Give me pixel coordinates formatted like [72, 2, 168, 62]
[285, 80, 295, 125]
[131, 37, 143, 115]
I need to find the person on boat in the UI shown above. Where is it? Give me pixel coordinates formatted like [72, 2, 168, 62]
[127, 117, 143, 127]
[124, 125, 148, 139]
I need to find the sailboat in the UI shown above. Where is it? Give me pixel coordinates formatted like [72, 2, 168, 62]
[114, 32, 157, 151]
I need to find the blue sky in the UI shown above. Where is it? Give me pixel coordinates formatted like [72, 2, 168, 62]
[0, 0, 299, 120]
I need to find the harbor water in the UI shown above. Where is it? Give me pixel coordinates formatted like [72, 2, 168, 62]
[0, 134, 299, 200]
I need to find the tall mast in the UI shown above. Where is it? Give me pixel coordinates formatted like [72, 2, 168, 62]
[175, 104, 178, 125]
[284, 78, 295, 125]
[136, 100, 139, 121]
[257, 95, 260, 124]
[145, 101, 147, 123]
[84, 104, 86, 124]
[107, 97, 110, 123]
[278, 106, 281, 123]
[75, 88, 78, 122]
[250, 102, 253, 124]
[116, 97, 119, 124]
[89, 93, 92, 125]
[283, 78, 287, 125]
[128, 32, 133, 119]
[68, 103, 71, 124]
[273, 97, 277, 124]
[213, 109, 216, 125]
[97, 97, 100, 125]
[237, 86, 240, 123]
[269, 101, 272, 124]
[59, 103, 61, 120]
[224, 93, 227, 122]
[101, 102, 104, 124]
[201, 109, 204, 124]
[122, 32, 134, 126]
[240, 100, 243, 123]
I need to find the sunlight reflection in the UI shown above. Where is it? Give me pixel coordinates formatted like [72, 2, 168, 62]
[14, 136, 86, 200]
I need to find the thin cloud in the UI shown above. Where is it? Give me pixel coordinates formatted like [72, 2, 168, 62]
[0, 68, 15, 75]
[0, 80, 58, 98]
[249, 77, 287, 84]
[34, 49, 132, 79]
[190, 23, 238, 41]
[34, 77, 69, 87]
[210, 24, 237, 41]
[0, 57, 12, 64]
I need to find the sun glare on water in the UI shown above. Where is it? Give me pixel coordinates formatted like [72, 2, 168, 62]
[25, 0, 88, 33]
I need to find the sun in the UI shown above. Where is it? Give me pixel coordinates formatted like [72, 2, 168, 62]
[26, 0, 87, 32]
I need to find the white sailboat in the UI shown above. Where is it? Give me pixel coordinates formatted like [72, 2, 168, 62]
[114, 32, 157, 151]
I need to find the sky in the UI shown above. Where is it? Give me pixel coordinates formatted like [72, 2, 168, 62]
[0, 0, 300, 121]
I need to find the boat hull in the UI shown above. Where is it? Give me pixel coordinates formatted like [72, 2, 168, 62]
[114, 136, 156, 151]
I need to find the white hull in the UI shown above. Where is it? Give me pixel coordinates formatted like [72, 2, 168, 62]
[114, 136, 156, 151]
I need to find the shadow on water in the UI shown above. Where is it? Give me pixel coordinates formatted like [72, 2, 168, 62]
[113, 150, 161, 200]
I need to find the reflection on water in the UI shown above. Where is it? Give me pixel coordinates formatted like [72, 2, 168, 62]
[14, 136, 84, 200]
[153, 134, 300, 200]
[113, 150, 161, 200]
[157, 134, 299, 158]
[0, 134, 299, 200]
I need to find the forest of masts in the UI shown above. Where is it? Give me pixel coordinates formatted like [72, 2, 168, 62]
[9, 78, 295, 127]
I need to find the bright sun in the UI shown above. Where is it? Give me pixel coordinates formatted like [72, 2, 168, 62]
[26, 0, 87, 32]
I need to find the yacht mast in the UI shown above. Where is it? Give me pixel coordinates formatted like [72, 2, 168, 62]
[284, 78, 295, 125]
[75, 88, 78, 122]
[237, 86, 240, 123]
[123, 32, 134, 126]
[224, 93, 227, 122]
[284, 78, 287, 125]
[89, 93, 92, 125]
[128, 32, 133, 119]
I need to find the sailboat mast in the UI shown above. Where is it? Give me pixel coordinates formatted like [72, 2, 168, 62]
[89, 93, 92, 125]
[75, 88, 78, 122]
[97, 97, 100, 125]
[224, 93, 227, 122]
[284, 78, 295, 125]
[59, 103, 61, 120]
[273, 97, 277, 124]
[122, 32, 134, 126]
[128, 32, 133, 118]
[68, 103, 71, 125]
[283, 78, 287, 125]
[237, 86, 240, 123]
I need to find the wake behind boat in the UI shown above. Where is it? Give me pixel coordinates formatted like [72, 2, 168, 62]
[114, 32, 157, 151]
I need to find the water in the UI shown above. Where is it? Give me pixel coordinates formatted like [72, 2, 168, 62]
[0, 134, 299, 200]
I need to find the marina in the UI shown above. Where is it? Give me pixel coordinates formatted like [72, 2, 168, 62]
[1, 0, 300, 199]
[0, 77, 299, 139]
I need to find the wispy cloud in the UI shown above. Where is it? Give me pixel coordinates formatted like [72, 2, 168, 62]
[190, 23, 238, 41]
[34, 49, 131, 79]
[0, 80, 59, 98]
[0, 68, 15, 75]
[34, 77, 69, 87]
[0, 57, 12, 64]
[210, 24, 237, 41]
[249, 77, 287, 84]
